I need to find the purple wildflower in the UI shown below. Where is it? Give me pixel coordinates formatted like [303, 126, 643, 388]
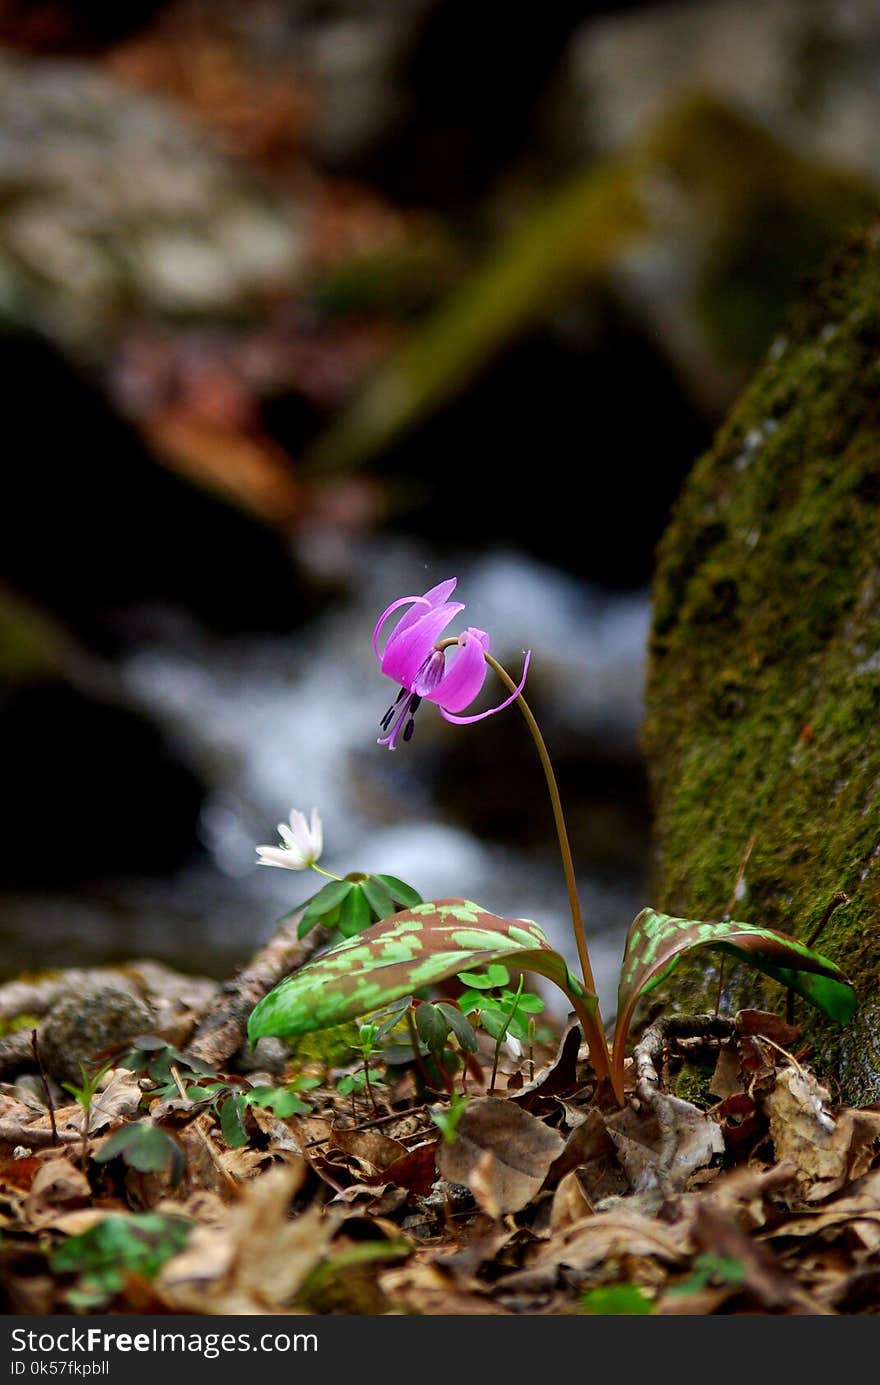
[372, 578, 530, 749]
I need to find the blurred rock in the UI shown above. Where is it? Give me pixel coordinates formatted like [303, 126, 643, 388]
[0, 0, 168, 53]
[0, 588, 205, 884]
[0, 49, 303, 354]
[645, 223, 880, 1103]
[566, 0, 880, 185]
[296, 0, 591, 208]
[1, 332, 308, 645]
[38, 985, 154, 1084]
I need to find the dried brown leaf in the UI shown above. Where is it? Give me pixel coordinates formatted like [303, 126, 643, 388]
[763, 1066, 855, 1191]
[503, 1208, 687, 1292]
[605, 1092, 724, 1194]
[379, 1260, 511, 1315]
[437, 1097, 565, 1216]
[24, 1159, 91, 1229]
[155, 1164, 328, 1314]
[709, 1047, 744, 1101]
[330, 1125, 408, 1173]
[360, 1140, 438, 1196]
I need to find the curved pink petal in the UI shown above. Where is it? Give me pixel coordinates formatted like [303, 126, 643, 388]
[428, 627, 491, 712]
[439, 650, 531, 724]
[371, 594, 431, 658]
[371, 578, 459, 659]
[381, 601, 463, 688]
[388, 578, 457, 642]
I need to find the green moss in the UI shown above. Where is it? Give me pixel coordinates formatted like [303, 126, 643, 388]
[0, 1012, 39, 1037]
[285, 1021, 360, 1069]
[674, 1065, 715, 1111]
[646, 227, 880, 1103]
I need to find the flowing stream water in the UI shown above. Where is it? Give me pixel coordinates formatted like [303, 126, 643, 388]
[2, 538, 651, 1017]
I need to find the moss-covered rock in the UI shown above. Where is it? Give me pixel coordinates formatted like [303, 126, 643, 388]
[646, 225, 880, 1104]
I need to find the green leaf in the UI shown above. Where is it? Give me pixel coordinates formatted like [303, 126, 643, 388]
[457, 964, 510, 990]
[581, 1284, 654, 1315]
[245, 1086, 311, 1117]
[96, 1123, 185, 1181]
[612, 908, 858, 1091]
[373, 874, 423, 908]
[297, 879, 354, 939]
[339, 884, 372, 937]
[435, 1002, 479, 1053]
[371, 995, 414, 1040]
[361, 876, 398, 920]
[415, 1002, 449, 1053]
[668, 1253, 746, 1297]
[52, 1213, 190, 1309]
[220, 1093, 249, 1148]
[248, 898, 596, 1044]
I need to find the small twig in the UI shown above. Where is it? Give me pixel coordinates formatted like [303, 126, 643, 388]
[751, 1033, 804, 1076]
[304, 1105, 433, 1149]
[185, 916, 328, 1071]
[0, 1119, 79, 1147]
[633, 1013, 736, 1103]
[169, 1063, 240, 1196]
[31, 1030, 57, 1146]
[805, 891, 849, 949]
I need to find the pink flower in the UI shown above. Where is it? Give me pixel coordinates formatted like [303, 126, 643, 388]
[372, 578, 530, 749]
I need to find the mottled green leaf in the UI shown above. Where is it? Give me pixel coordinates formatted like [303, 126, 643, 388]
[361, 875, 398, 920]
[248, 898, 596, 1043]
[297, 879, 354, 939]
[339, 883, 372, 937]
[373, 874, 423, 908]
[612, 907, 858, 1092]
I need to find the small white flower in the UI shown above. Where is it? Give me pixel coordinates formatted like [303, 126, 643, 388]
[504, 1033, 523, 1061]
[256, 807, 323, 871]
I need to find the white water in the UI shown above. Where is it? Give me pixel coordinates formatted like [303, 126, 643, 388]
[1, 539, 651, 1017]
[113, 538, 651, 1013]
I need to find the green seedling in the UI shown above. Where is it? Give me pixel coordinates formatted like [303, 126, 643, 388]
[62, 1061, 114, 1170]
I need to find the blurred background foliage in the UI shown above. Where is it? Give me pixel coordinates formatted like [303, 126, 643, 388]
[2, 0, 879, 1006]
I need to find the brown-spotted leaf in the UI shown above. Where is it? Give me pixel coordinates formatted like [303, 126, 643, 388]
[612, 908, 856, 1093]
[249, 899, 594, 1042]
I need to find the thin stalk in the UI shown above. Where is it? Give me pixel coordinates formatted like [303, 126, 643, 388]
[309, 863, 343, 882]
[489, 976, 524, 1095]
[31, 1030, 58, 1147]
[438, 641, 618, 1100]
[362, 1058, 378, 1115]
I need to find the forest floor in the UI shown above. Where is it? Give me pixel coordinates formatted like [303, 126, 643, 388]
[1, 925, 878, 1317]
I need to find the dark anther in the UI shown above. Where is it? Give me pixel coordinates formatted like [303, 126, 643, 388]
[380, 704, 397, 730]
[403, 718, 416, 742]
[410, 694, 422, 712]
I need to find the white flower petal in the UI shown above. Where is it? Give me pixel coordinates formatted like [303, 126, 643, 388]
[257, 806, 323, 871]
[256, 845, 308, 870]
[309, 807, 323, 859]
